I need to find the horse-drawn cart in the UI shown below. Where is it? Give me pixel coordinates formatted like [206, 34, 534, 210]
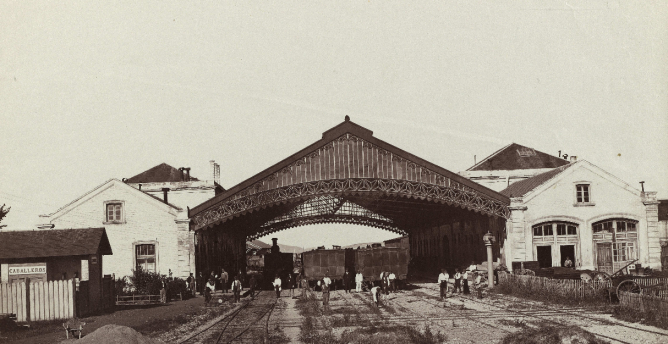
[579, 260, 668, 299]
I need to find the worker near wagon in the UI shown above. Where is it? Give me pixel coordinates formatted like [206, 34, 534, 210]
[321, 277, 331, 311]
[462, 269, 470, 295]
[205, 277, 216, 304]
[453, 269, 462, 293]
[286, 273, 294, 297]
[342, 269, 353, 293]
[389, 272, 397, 292]
[323, 273, 332, 290]
[273, 274, 282, 298]
[564, 257, 574, 268]
[355, 271, 364, 293]
[220, 269, 229, 293]
[371, 282, 381, 307]
[438, 269, 449, 300]
[249, 274, 257, 299]
[232, 275, 242, 303]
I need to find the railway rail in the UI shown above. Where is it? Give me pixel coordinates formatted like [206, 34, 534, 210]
[178, 291, 277, 344]
[418, 283, 668, 344]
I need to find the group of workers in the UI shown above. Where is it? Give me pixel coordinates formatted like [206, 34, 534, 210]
[193, 269, 254, 305]
[438, 262, 485, 300]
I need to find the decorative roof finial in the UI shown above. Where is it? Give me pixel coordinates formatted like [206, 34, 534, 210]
[345, 115, 350, 122]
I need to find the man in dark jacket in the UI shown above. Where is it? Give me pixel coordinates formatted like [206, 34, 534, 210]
[342, 269, 353, 293]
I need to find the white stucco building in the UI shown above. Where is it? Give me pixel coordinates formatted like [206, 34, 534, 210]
[39, 163, 223, 279]
[499, 160, 660, 273]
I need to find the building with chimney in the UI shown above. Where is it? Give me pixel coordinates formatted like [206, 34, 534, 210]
[459, 143, 570, 192]
[499, 160, 661, 273]
[39, 163, 222, 279]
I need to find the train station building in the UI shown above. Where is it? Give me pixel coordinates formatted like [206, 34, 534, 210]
[189, 117, 509, 278]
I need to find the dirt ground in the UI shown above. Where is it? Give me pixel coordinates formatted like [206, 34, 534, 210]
[1, 291, 236, 344]
[4, 284, 668, 343]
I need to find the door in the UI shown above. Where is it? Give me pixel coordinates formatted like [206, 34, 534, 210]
[560, 245, 575, 267]
[536, 246, 552, 268]
[596, 243, 613, 274]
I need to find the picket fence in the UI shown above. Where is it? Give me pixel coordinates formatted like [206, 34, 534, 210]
[0, 282, 27, 322]
[619, 291, 668, 319]
[0, 279, 76, 322]
[498, 272, 668, 299]
[29, 280, 75, 321]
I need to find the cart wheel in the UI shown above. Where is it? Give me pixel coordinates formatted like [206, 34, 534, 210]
[616, 280, 641, 295]
[580, 272, 593, 283]
[593, 272, 612, 284]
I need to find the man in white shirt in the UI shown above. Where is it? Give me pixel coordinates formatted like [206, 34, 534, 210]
[355, 272, 363, 293]
[437, 269, 449, 300]
[388, 272, 397, 292]
[322, 275, 331, 288]
[231, 275, 242, 303]
[272, 275, 282, 298]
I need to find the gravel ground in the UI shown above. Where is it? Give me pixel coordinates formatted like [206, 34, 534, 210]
[284, 283, 668, 343]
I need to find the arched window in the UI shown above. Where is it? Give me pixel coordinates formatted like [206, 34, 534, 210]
[532, 222, 578, 237]
[592, 219, 637, 233]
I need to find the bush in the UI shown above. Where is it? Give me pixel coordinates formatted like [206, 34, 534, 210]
[131, 266, 164, 295]
[167, 278, 189, 300]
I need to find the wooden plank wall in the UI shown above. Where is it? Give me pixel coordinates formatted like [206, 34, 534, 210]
[0, 282, 27, 322]
[28, 280, 75, 321]
[231, 136, 459, 201]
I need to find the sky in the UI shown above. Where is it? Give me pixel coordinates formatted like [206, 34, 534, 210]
[1, 1, 666, 248]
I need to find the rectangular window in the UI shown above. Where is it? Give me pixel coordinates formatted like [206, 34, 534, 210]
[543, 224, 553, 236]
[106, 203, 122, 222]
[616, 221, 627, 232]
[567, 225, 577, 235]
[613, 242, 635, 262]
[136, 244, 156, 272]
[576, 184, 590, 203]
[627, 222, 636, 232]
[557, 224, 566, 236]
[533, 226, 542, 236]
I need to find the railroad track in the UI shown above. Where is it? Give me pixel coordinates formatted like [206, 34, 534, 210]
[416, 283, 668, 344]
[178, 291, 277, 344]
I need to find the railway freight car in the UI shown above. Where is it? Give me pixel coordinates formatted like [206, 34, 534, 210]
[302, 246, 409, 288]
[302, 248, 345, 282]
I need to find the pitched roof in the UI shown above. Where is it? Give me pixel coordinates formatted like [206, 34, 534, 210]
[192, 119, 509, 218]
[0, 228, 112, 260]
[42, 179, 181, 219]
[248, 240, 272, 249]
[126, 163, 199, 183]
[500, 164, 574, 198]
[468, 143, 569, 171]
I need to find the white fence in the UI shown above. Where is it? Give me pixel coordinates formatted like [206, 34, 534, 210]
[0, 279, 76, 322]
[29, 280, 75, 321]
[0, 282, 27, 322]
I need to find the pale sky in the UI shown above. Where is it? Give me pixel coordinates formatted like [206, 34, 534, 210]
[1, 1, 666, 248]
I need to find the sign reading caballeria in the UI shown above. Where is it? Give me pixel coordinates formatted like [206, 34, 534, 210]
[9, 265, 47, 275]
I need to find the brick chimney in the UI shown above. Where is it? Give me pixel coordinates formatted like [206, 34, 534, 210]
[570, 156, 577, 163]
[210, 160, 220, 184]
[162, 188, 170, 204]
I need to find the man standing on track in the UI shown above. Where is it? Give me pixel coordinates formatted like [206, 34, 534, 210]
[389, 271, 396, 292]
[273, 274, 282, 298]
[438, 269, 449, 300]
[321, 277, 330, 311]
[221, 269, 229, 294]
[249, 274, 257, 299]
[342, 269, 353, 293]
[355, 271, 363, 293]
[231, 275, 242, 303]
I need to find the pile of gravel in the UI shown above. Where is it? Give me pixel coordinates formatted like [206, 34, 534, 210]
[501, 325, 608, 344]
[69, 324, 165, 344]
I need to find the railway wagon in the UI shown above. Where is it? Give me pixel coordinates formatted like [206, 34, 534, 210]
[355, 246, 409, 281]
[302, 246, 409, 283]
[302, 249, 345, 281]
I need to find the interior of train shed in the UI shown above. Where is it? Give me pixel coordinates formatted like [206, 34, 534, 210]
[189, 118, 509, 281]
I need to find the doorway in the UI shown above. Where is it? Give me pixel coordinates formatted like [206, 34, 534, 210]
[596, 243, 613, 274]
[560, 245, 575, 267]
[536, 246, 552, 268]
